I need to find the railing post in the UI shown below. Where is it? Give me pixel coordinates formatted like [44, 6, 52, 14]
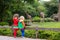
[36, 27, 38, 38]
[11, 25, 14, 34]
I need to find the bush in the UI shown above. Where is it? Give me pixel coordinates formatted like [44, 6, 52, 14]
[0, 28, 60, 40]
[0, 28, 12, 36]
[0, 28, 36, 38]
[44, 18, 54, 22]
[0, 28, 53, 39]
[32, 16, 40, 22]
[32, 17, 55, 22]
[48, 33, 60, 40]
[25, 30, 36, 38]
[38, 31, 51, 39]
[0, 22, 9, 26]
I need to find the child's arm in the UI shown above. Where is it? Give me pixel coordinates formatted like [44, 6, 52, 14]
[22, 21, 26, 29]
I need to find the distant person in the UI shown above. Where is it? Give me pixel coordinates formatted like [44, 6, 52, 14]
[13, 14, 19, 38]
[18, 16, 26, 38]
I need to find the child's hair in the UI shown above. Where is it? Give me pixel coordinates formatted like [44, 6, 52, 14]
[19, 16, 25, 20]
[13, 14, 19, 18]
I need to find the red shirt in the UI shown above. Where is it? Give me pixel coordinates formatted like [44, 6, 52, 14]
[13, 18, 18, 26]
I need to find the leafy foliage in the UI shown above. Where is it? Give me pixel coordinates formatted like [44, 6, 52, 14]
[0, 28, 60, 40]
[0, 0, 59, 22]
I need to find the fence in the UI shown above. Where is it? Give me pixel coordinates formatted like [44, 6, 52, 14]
[0, 26, 60, 38]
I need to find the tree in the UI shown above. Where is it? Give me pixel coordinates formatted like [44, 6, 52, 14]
[43, 0, 58, 17]
[0, 0, 46, 22]
[58, 0, 60, 21]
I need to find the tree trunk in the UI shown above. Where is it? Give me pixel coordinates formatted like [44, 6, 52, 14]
[58, 0, 60, 21]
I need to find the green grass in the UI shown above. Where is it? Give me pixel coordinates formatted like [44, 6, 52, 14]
[39, 22, 60, 28]
[29, 22, 60, 28]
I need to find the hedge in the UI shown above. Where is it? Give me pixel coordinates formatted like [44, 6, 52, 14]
[0, 28, 60, 40]
[32, 17, 54, 22]
[0, 22, 9, 26]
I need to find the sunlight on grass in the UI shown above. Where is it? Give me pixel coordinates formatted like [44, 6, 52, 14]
[33, 22, 60, 28]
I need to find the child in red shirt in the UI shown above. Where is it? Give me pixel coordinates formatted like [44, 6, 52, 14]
[13, 14, 19, 38]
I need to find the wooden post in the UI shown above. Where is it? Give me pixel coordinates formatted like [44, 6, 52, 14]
[36, 27, 38, 38]
[11, 25, 14, 35]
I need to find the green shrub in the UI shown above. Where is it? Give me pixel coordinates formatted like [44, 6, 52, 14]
[0, 28, 60, 40]
[0, 28, 12, 36]
[32, 16, 40, 22]
[45, 18, 54, 22]
[48, 33, 60, 40]
[0, 28, 52, 39]
[32, 17, 55, 22]
[17, 30, 21, 37]
[25, 30, 36, 38]
[38, 31, 51, 39]
[0, 22, 9, 26]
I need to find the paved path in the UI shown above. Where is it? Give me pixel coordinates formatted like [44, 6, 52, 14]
[0, 36, 46, 40]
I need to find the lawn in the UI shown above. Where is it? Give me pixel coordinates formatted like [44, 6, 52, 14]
[28, 22, 60, 28]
